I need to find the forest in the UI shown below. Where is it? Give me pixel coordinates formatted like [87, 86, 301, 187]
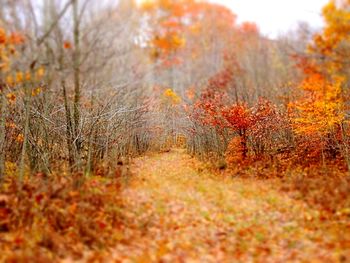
[0, 0, 350, 261]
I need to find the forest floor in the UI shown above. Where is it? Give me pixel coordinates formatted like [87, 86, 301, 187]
[93, 148, 349, 262]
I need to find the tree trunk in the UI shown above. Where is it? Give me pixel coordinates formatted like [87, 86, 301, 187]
[72, 0, 82, 169]
[241, 130, 248, 159]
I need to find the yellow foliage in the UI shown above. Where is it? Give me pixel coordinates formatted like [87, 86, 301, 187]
[16, 133, 24, 143]
[171, 34, 186, 48]
[6, 121, 17, 129]
[0, 53, 9, 72]
[4, 161, 17, 177]
[290, 75, 344, 135]
[163, 88, 181, 105]
[310, 0, 350, 77]
[25, 71, 31, 81]
[6, 93, 16, 104]
[152, 33, 186, 53]
[15, 71, 23, 83]
[5, 75, 14, 86]
[139, 0, 156, 11]
[293, 0, 350, 137]
[31, 87, 42, 97]
[36, 67, 45, 80]
[0, 62, 7, 71]
[139, 0, 191, 12]
[189, 23, 201, 34]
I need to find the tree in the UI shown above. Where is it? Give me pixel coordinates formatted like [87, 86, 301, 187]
[310, 0, 350, 80]
[288, 0, 350, 165]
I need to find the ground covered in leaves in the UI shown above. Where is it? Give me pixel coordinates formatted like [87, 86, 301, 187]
[111, 149, 349, 262]
[1, 149, 350, 262]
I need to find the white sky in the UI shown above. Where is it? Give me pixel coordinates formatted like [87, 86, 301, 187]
[212, 0, 330, 37]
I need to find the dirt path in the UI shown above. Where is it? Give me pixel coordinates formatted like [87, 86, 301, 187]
[108, 149, 345, 262]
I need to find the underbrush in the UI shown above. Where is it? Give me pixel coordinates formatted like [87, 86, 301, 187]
[221, 133, 350, 219]
[280, 168, 350, 218]
[223, 155, 350, 219]
[0, 173, 127, 262]
[278, 167, 350, 252]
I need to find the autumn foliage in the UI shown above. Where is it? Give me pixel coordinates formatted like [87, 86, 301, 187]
[186, 0, 350, 170]
[0, 0, 350, 261]
[0, 174, 125, 261]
